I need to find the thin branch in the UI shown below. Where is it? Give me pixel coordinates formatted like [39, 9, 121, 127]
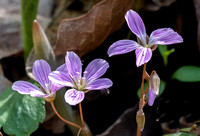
[137, 127, 141, 136]
[79, 102, 85, 126]
[141, 63, 147, 97]
[50, 101, 82, 129]
[77, 128, 82, 136]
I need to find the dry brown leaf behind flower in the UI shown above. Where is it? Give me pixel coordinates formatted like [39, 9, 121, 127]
[54, 0, 135, 57]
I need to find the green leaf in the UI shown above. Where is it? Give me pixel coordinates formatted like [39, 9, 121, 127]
[137, 80, 166, 99]
[172, 65, 200, 82]
[158, 45, 175, 66]
[21, 0, 39, 60]
[163, 132, 196, 136]
[0, 87, 45, 136]
[180, 127, 192, 132]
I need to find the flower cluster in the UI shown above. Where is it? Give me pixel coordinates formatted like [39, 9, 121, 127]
[12, 51, 113, 105]
[12, 9, 183, 109]
[11, 9, 183, 135]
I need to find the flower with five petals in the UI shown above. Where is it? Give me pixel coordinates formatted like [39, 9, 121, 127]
[49, 51, 113, 105]
[12, 60, 64, 102]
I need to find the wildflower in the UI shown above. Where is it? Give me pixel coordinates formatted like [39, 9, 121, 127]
[148, 71, 160, 106]
[49, 51, 113, 105]
[12, 60, 64, 102]
[107, 9, 183, 67]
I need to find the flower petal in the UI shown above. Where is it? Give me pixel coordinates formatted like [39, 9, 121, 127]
[86, 78, 113, 90]
[30, 90, 48, 97]
[148, 28, 183, 46]
[48, 71, 74, 87]
[56, 63, 68, 72]
[148, 88, 156, 106]
[135, 47, 152, 67]
[65, 51, 82, 79]
[84, 59, 109, 81]
[125, 10, 146, 45]
[12, 81, 45, 97]
[49, 82, 64, 93]
[33, 59, 51, 90]
[64, 89, 85, 105]
[107, 40, 141, 57]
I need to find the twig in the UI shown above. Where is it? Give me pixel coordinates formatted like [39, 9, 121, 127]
[50, 101, 82, 129]
[79, 102, 85, 126]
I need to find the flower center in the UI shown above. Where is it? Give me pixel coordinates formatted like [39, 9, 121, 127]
[71, 76, 87, 91]
[77, 77, 87, 91]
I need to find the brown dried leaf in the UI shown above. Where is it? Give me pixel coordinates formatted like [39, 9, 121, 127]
[46, 0, 101, 47]
[54, 0, 135, 57]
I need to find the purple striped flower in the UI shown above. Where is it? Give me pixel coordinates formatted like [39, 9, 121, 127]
[49, 51, 113, 105]
[107, 10, 183, 67]
[12, 60, 64, 102]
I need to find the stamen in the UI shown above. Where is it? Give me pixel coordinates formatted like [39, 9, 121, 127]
[45, 83, 51, 94]
[83, 71, 88, 74]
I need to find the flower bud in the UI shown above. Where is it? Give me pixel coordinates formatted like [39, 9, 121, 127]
[32, 20, 55, 61]
[149, 70, 160, 95]
[148, 70, 160, 106]
[136, 109, 145, 131]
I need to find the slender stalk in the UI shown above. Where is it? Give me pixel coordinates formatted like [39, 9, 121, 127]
[144, 99, 148, 106]
[137, 127, 141, 136]
[79, 102, 85, 126]
[141, 63, 147, 97]
[144, 83, 149, 95]
[77, 128, 82, 136]
[137, 63, 147, 136]
[50, 101, 82, 129]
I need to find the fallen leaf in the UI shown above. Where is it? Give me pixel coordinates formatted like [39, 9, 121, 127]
[46, 0, 101, 48]
[54, 0, 135, 57]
